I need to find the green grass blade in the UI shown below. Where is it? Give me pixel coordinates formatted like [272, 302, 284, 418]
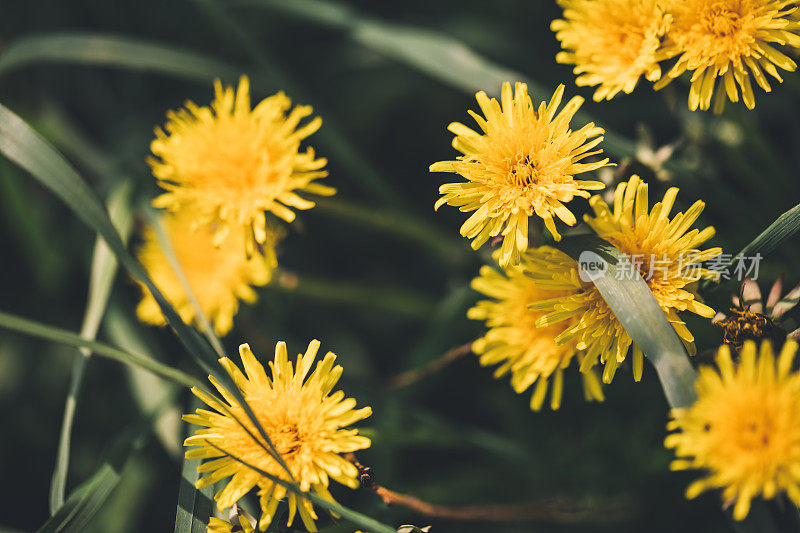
[239, 0, 637, 158]
[105, 305, 182, 458]
[205, 442, 397, 533]
[704, 201, 800, 290]
[50, 181, 135, 514]
[0, 33, 237, 81]
[555, 235, 697, 408]
[38, 427, 148, 533]
[0, 100, 300, 492]
[0, 310, 200, 388]
[175, 398, 214, 533]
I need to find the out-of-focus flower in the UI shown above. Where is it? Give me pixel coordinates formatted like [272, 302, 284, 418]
[136, 209, 280, 336]
[666, 340, 800, 520]
[469, 251, 604, 410]
[150, 76, 333, 253]
[552, 0, 670, 101]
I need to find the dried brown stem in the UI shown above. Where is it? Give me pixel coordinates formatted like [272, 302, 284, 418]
[345, 454, 638, 525]
[386, 343, 473, 390]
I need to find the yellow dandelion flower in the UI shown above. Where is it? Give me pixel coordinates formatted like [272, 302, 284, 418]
[136, 209, 280, 336]
[184, 341, 372, 532]
[527, 176, 721, 383]
[208, 515, 255, 533]
[150, 75, 334, 252]
[665, 340, 800, 520]
[468, 252, 604, 410]
[656, 0, 800, 112]
[552, 0, 670, 101]
[431, 82, 609, 267]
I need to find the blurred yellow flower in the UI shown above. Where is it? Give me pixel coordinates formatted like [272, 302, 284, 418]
[666, 340, 800, 520]
[656, 0, 800, 112]
[431, 82, 608, 267]
[552, 0, 669, 101]
[136, 209, 279, 336]
[184, 341, 371, 532]
[468, 252, 604, 410]
[528, 176, 720, 383]
[150, 75, 333, 253]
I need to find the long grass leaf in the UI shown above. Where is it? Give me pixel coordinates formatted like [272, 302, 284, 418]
[0, 310, 199, 388]
[0, 33, 236, 81]
[237, 0, 637, 158]
[38, 428, 148, 533]
[0, 101, 301, 494]
[50, 181, 134, 514]
[175, 398, 214, 533]
[555, 235, 697, 408]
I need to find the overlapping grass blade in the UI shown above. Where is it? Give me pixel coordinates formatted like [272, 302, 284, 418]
[105, 305, 182, 457]
[0, 33, 237, 81]
[38, 427, 148, 533]
[0, 310, 200, 387]
[555, 235, 697, 408]
[704, 200, 800, 291]
[175, 398, 214, 533]
[238, 0, 637, 159]
[50, 181, 134, 514]
[206, 442, 397, 533]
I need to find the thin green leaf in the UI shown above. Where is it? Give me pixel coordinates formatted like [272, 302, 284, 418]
[704, 201, 800, 291]
[0, 33, 237, 81]
[555, 235, 697, 408]
[105, 305, 182, 458]
[175, 398, 214, 533]
[0, 310, 199, 388]
[38, 427, 148, 533]
[206, 442, 397, 533]
[0, 102, 295, 489]
[556, 236, 777, 533]
[50, 180, 134, 514]
[237, 0, 637, 158]
[145, 206, 225, 357]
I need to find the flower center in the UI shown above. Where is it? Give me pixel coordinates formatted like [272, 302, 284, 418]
[507, 154, 538, 186]
[704, 3, 743, 37]
[270, 422, 303, 457]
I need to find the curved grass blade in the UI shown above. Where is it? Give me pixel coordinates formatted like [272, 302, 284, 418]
[0, 33, 237, 81]
[238, 0, 637, 159]
[50, 181, 134, 514]
[0, 103, 303, 492]
[0, 310, 200, 388]
[703, 201, 800, 291]
[105, 305, 182, 458]
[556, 235, 777, 533]
[175, 397, 214, 533]
[205, 442, 397, 533]
[38, 427, 148, 533]
[555, 235, 697, 408]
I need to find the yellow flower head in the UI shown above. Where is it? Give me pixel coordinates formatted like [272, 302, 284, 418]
[468, 252, 604, 410]
[656, 0, 800, 112]
[184, 341, 372, 532]
[431, 82, 609, 267]
[527, 176, 721, 383]
[666, 340, 800, 520]
[208, 515, 255, 533]
[136, 209, 280, 336]
[552, 0, 670, 101]
[150, 76, 334, 252]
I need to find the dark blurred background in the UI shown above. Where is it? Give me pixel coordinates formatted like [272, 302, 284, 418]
[1, 1, 800, 532]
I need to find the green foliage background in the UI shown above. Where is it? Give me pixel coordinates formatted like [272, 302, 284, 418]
[1, 1, 799, 532]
